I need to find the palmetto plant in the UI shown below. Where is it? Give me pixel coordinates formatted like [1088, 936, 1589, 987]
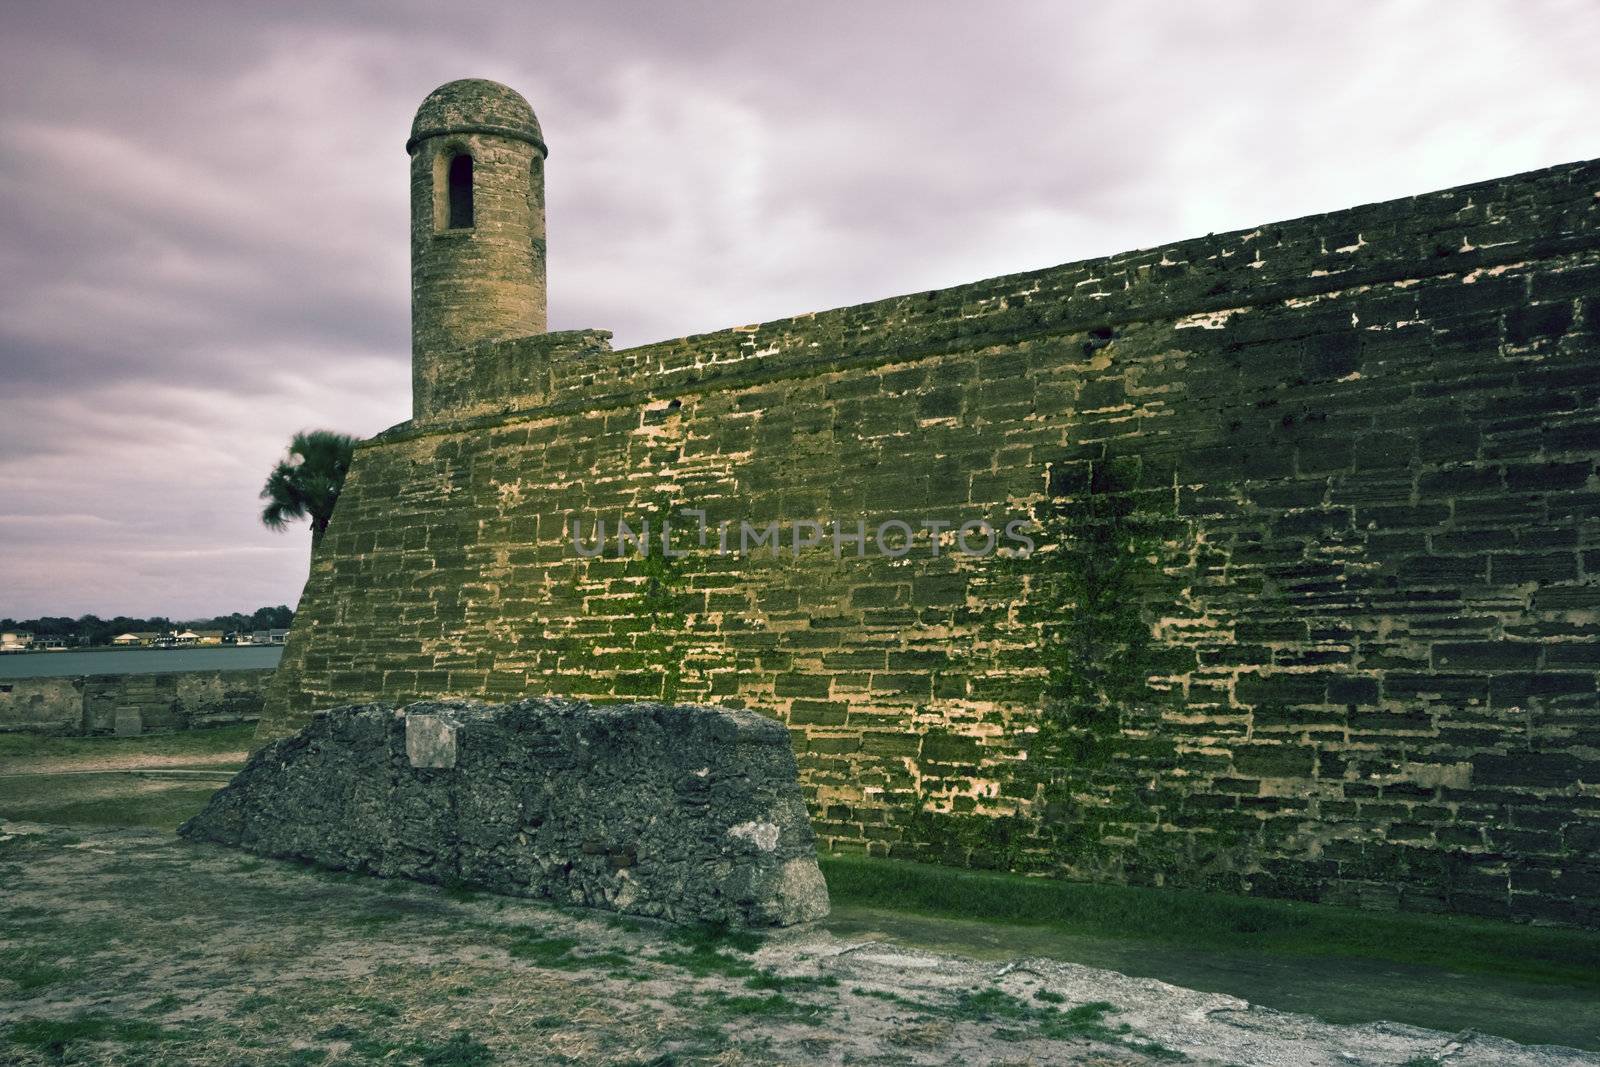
[259, 430, 358, 549]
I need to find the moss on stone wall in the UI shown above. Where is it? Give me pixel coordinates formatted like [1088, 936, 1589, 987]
[1026, 454, 1175, 765]
[620, 498, 697, 704]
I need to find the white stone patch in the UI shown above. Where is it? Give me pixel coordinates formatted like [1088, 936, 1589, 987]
[406, 713, 458, 769]
[728, 820, 781, 852]
[1287, 291, 1339, 308]
[1463, 261, 1528, 284]
[491, 478, 525, 508]
[1174, 308, 1241, 331]
[1384, 761, 1473, 789]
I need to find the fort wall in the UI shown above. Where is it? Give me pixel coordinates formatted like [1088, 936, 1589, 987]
[261, 156, 1600, 925]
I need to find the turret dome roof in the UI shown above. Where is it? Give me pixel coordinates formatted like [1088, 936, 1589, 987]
[408, 79, 545, 156]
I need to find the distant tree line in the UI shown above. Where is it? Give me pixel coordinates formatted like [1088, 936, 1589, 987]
[0, 606, 294, 647]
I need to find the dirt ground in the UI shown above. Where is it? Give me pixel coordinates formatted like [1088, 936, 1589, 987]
[3, 820, 1597, 1067]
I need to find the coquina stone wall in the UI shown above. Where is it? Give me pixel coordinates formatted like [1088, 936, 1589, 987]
[0, 669, 272, 735]
[261, 158, 1600, 925]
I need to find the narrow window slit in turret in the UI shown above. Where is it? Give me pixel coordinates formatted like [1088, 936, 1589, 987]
[447, 153, 474, 229]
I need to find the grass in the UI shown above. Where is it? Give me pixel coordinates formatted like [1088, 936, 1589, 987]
[852, 982, 1183, 1058]
[0, 722, 253, 765]
[0, 775, 224, 830]
[649, 923, 764, 979]
[502, 919, 830, 994]
[505, 930, 633, 972]
[441, 878, 483, 902]
[699, 991, 813, 1018]
[508, 933, 582, 966]
[0, 949, 82, 995]
[821, 854, 1600, 990]
[957, 990, 1126, 1042]
[5, 1014, 185, 1049]
[902, 986, 1182, 1058]
[307, 1025, 494, 1065]
[0, 722, 250, 831]
[141, 994, 185, 1016]
[744, 971, 838, 993]
[412, 1031, 495, 1065]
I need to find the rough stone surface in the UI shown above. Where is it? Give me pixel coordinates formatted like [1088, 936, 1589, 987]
[259, 82, 1600, 927]
[186, 697, 830, 927]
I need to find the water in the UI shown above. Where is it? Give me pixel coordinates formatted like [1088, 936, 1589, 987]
[0, 646, 283, 679]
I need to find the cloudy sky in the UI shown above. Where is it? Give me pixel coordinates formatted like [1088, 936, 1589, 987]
[1, 0, 1596, 620]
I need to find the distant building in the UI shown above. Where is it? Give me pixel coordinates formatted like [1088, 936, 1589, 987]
[37, 636, 68, 650]
[171, 631, 200, 647]
[195, 630, 225, 646]
[251, 629, 290, 646]
[0, 630, 33, 651]
[111, 632, 158, 646]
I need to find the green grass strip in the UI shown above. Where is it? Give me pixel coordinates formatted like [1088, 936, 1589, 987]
[820, 854, 1600, 990]
[0, 722, 254, 764]
[5, 1015, 184, 1049]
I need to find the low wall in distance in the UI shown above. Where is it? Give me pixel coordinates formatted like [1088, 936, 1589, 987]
[0, 669, 274, 735]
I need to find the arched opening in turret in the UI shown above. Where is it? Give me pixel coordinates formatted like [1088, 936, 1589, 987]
[446, 153, 474, 229]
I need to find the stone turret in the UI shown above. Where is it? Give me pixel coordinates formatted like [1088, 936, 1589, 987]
[408, 79, 548, 420]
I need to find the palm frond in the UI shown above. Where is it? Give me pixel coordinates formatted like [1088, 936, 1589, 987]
[260, 429, 359, 542]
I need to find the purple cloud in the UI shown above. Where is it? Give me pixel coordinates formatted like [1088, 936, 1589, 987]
[0, 0, 1594, 616]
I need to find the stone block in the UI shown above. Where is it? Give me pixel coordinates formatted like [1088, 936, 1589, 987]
[1432, 642, 1541, 671]
[113, 708, 143, 737]
[1233, 744, 1316, 779]
[182, 698, 829, 927]
[405, 712, 458, 768]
